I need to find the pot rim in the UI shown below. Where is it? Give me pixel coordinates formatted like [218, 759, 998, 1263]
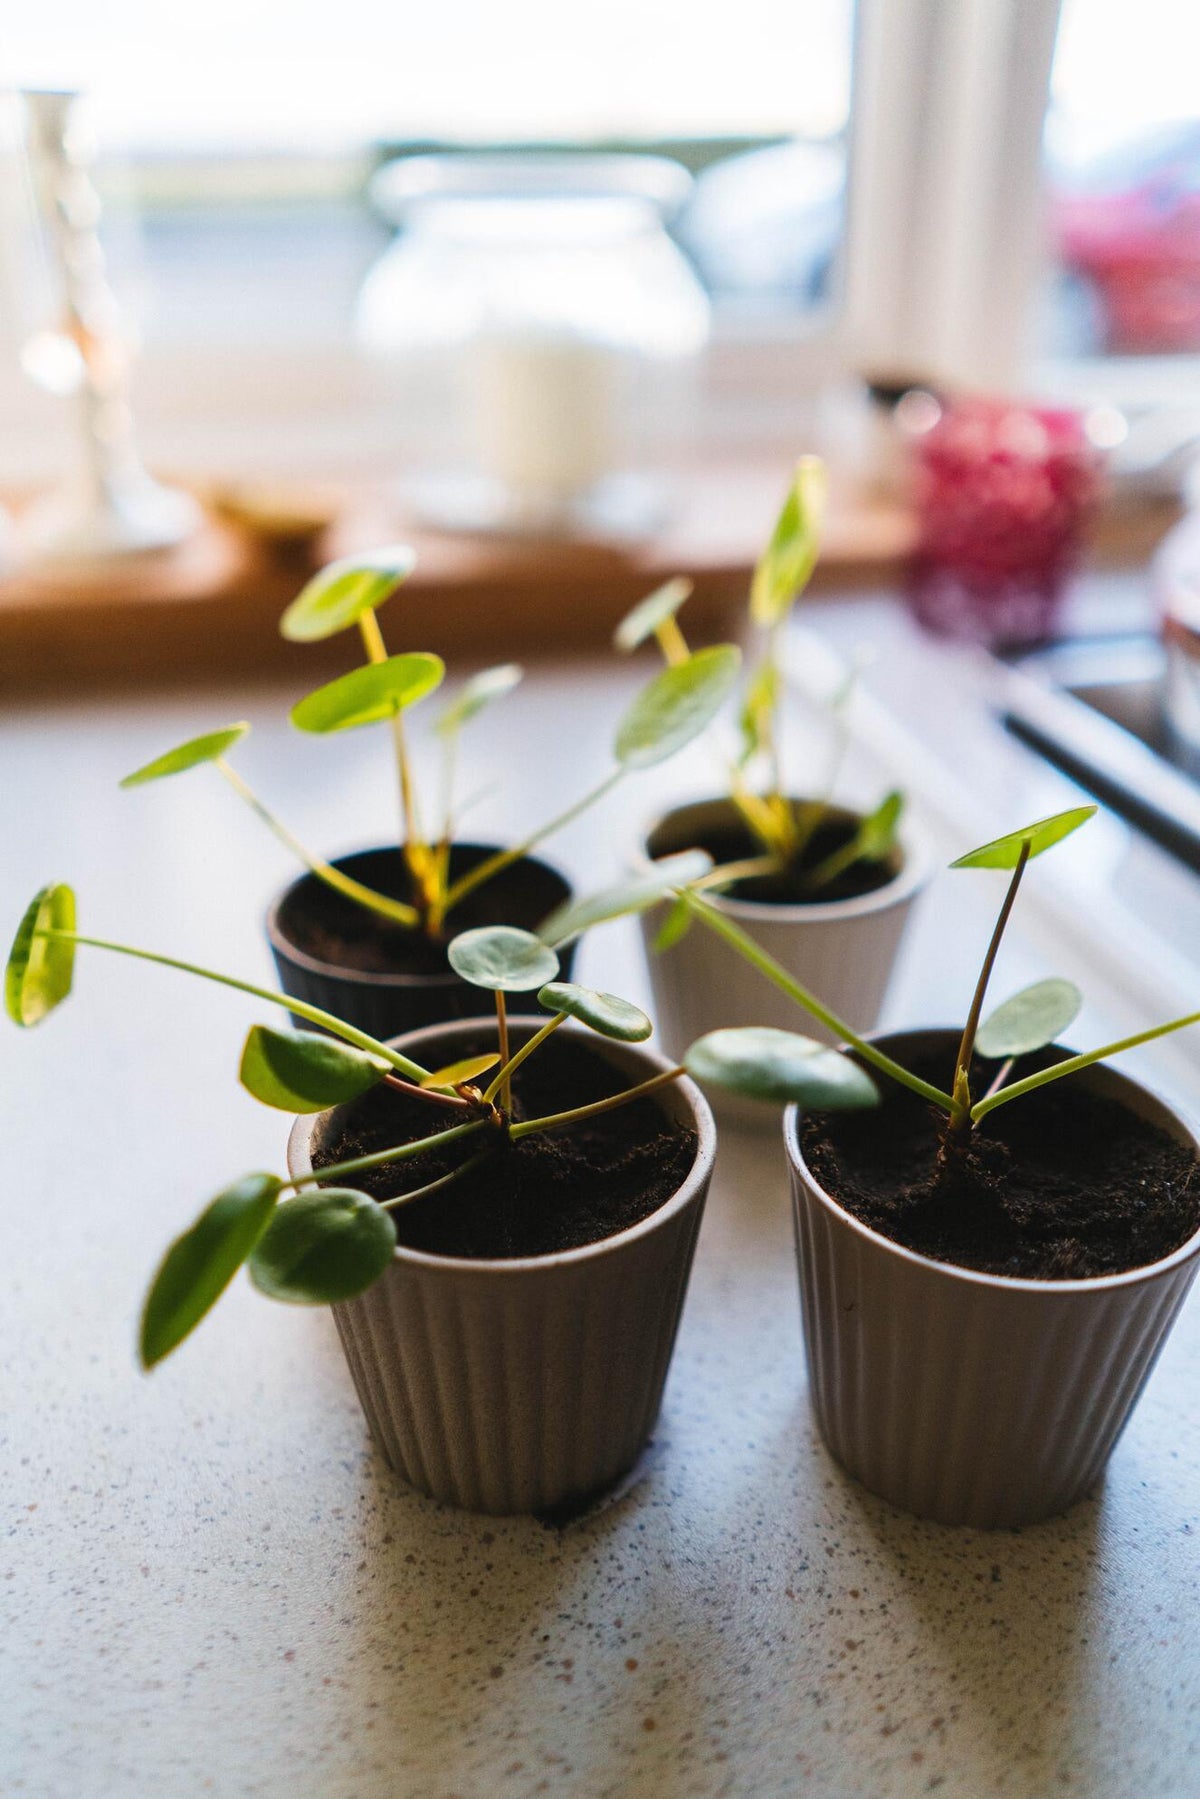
[635, 794, 930, 924]
[783, 1024, 1200, 1295]
[265, 842, 573, 990]
[287, 1014, 716, 1275]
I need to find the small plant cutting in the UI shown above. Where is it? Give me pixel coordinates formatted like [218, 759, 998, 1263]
[119, 539, 741, 1029]
[615, 459, 905, 915]
[6, 889, 874, 1370]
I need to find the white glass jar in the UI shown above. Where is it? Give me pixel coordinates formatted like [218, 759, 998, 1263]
[357, 154, 710, 536]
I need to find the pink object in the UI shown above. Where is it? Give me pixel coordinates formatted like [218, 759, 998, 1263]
[906, 397, 1105, 647]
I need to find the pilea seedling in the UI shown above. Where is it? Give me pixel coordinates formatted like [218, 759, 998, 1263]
[653, 802, 1200, 1147]
[7, 888, 874, 1367]
[120, 545, 743, 941]
[614, 459, 904, 918]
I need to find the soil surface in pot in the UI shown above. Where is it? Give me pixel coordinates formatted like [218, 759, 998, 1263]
[277, 847, 567, 976]
[313, 1033, 697, 1260]
[650, 811, 894, 905]
[801, 1044, 1200, 1279]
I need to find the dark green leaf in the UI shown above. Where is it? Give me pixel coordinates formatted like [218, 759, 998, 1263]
[140, 1173, 282, 1367]
[684, 1027, 879, 1108]
[239, 1026, 389, 1113]
[435, 663, 523, 735]
[279, 546, 417, 642]
[613, 578, 694, 652]
[5, 884, 76, 1028]
[447, 926, 560, 992]
[290, 653, 445, 734]
[749, 457, 827, 627]
[614, 645, 741, 769]
[951, 805, 1097, 870]
[120, 723, 250, 787]
[248, 1189, 396, 1304]
[975, 978, 1082, 1059]
[537, 982, 652, 1041]
[538, 851, 712, 947]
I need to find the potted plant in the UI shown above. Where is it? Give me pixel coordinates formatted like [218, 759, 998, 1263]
[615, 460, 927, 1117]
[666, 804, 1200, 1526]
[7, 885, 870, 1515]
[120, 545, 742, 1040]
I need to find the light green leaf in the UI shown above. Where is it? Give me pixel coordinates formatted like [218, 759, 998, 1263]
[140, 1173, 283, 1367]
[856, 789, 904, 860]
[418, 1052, 501, 1090]
[951, 805, 1097, 870]
[684, 1027, 879, 1108]
[120, 724, 250, 787]
[5, 884, 76, 1028]
[614, 646, 741, 769]
[737, 658, 780, 765]
[749, 457, 827, 627]
[975, 978, 1082, 1060]
[290, 652, 445, 734]
[279, 546, 417, 642]
[435, 663, 523, 736]
[249, 1188, 396, 1304]
[538, 851, 712, 947]
[613, 578, 694, 653]
[447, 925, 560, 992]
[239, 1026, 389, 1113]
[653, 895, 693, 953]
[537, 982, 652, 1042]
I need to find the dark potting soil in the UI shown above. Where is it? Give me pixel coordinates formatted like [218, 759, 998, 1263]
[276, 846, 567, 976]
[312, 1033, 697, 1261]
[650, 813, 894, 905]
[801, 1043, 1200, 1279]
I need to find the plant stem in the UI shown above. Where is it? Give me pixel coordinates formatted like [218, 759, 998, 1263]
[510, 1065, 685, 1139]
[285, 1114, 492, 1187]
[950, 842, 1030, 1126]
[441, 766, 626, 915]
[377, 1150, 494, 1211]
[655, 617, 690, 666]
[384, 1073, 472, 1111]
[981, 1056, 1016, 1103]
[495, 991, 511, 1112]
[692, 854, 781, 893]
[971, 1009, 1200, 1122]
[358, 608, 427, 875]
[215, 760, 419, 928]
[682, 890, 956, 1112]
[482, 1011, 565, 1106]
[36, 928, 431, 1080]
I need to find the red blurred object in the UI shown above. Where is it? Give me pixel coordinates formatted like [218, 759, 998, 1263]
[906, 398, 1106, 647]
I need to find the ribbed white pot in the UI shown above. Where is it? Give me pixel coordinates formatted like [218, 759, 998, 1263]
[636, 798, 929, 1123]
[288, 1017, 715, 1516]
[784, 1030, 1200, 1528]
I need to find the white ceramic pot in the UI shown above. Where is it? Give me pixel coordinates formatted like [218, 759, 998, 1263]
[636, 797, 929, 1122]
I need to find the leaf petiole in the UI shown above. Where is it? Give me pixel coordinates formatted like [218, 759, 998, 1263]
[970, 1009, 1200, 1122]
[284, 1114, 494, 1188]
[482, 1011, 566, 1106]
[509, 1064, 686, 1140]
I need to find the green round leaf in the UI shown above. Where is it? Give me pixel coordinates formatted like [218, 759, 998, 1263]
[538, 850, 712, 948]
[749, 457, 827, 627]
[290, 653, 445, 734]
[684, 1027, 879, 1108]
[418, 1052, 501, 1091]
[279, 546, 417, 642]
[140, 1172, 283, 1368]
[614, 645, 741, 769]
[613, 578, 694, 652]
[248, 1189, 396, 1304]
[537, 982, 652, 1042]
[951, 805, 1097, 870]
[435, 663, 523, 736]
[447, 926, 560, 993]
[5, 884, 76, 1028]
[119, 724, 249, 788]
[975, 978, 1082, 1060]
[239, 1025, 389, 1113]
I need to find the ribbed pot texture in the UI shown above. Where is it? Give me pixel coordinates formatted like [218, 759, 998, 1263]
[785, 1030, 1200, 1527]
[288, 1018, 715, 1515]
[636, 798, 928, 1124]
[267, 844, 575, 1040]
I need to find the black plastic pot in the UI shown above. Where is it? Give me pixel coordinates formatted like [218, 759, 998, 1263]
[267, 843, 577, 1039]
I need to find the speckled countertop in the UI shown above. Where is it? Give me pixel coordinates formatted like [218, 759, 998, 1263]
[5, 596, 1200, 1797]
